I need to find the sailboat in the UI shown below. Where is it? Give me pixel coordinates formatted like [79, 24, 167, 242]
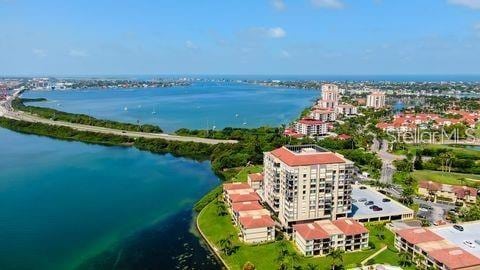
[151, 105, 156, 114]
[124, 106, 128, 111]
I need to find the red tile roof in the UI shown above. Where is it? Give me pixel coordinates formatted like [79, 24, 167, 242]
[248, 173, 263, 182]
[231, 201, 264, 212]
[419, 181, 442, 192]
[419, 181, 477, 199]
[298, 118, 325, 125]
[223, 182, 251, 191]
[332, 219, 368, 236]
[428, 248, 480, 270]
[284, 128, 304, 138]
[396, 228, 444, 245]
[239, 215, 275, 229]
[229, 192, 260, 203]
[293, 223, 330, 240]
[451, 185, 477, 199]
[270, 147, 346, 166]
[337, 134, 352, 140]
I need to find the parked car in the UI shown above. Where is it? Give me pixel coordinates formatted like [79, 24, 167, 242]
[420, 204, 433, 210]
[382, 198, 391, 202]
[474, 240, 480, 245]
[369, 205, 376, 209]
[463, 240, 475, 248]
[358, 198, 367, 202]
[365, 201, 374, 206]
[453, 225, 464, 231]
[373, 206, 383, 212]
[359, 186, 367, 190]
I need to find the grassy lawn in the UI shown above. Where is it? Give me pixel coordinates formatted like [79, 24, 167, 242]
[411, 170, 480, 186]
[219, 165, 263, 183]
[198, 199, 399, 270]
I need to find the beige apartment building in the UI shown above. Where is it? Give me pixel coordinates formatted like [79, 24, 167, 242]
[310, 108, 337, 122]
[418, 181, 477, 205]
[223, 182, 276, 244]
[336, 104, 358, 116]
[321, 84, 340, 102]
[295, 118, 328, 136]
[366, 91, 386, 109]
[395, 223, 480, 270]
[293, 219, 369, 256]
[263, 145, 354, 229]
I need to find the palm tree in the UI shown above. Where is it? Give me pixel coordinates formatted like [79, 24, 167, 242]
[275, 241, 290, 270]
[216, 200, 228, 216]
[243, 261, 256, 270]
[218, 234, 235, 256]
[413, 253, 424, 268]
[288, 251, 301, 270]
[398, 252, 412, 267]
[327, 249, 344, 270]
[305, 263, 319, 270]
[374, 223, 386, 240]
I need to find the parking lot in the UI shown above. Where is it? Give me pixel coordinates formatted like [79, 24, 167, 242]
[431, 221, 480, 258]
[349, 185, 414, 222]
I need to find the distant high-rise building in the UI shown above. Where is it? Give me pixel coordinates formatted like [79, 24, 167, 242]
[321, 84, 340, 102]
[366, 91, 386, 109]
[262, 145, 354, 229]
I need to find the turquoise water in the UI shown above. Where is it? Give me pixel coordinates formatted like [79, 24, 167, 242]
[22, 82, 318, 132]
[0, 128, 219, 270]
[1, 82, 318, 269]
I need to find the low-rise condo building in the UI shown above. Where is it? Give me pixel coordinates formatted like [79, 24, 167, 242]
[263, 145, 354, 229]
[418, 181, 477, 205]
[295, 118, 328, 136]
[238, 214, 276, 243]
[310, 109, 337, 122]
[366, 91, 386, 109]
[395, 221, 480, 270]
[247, 173, 264, 191]
[223, 182, 276, 244]
[317, 99, 338, 110]
[336, 104, 358, 116]
[293, 219, 369, 256]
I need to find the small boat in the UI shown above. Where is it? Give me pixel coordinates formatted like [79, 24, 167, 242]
[124, 107, 128, 111]
[235, 113, 239, 118]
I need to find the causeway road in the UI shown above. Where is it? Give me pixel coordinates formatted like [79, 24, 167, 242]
[0, 89, 238, 145]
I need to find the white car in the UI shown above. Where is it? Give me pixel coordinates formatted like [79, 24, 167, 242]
[463, 240, 476, 248]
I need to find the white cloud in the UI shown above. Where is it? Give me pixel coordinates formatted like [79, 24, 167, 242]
[271, 0, 286, 11]
[311, 0, 344, 9]
[280, 49, 291, 58]
[448, 0, 480, 9]
[69, 49, 88, 57]
[185, 40, 198, 50]
[267, 27, 286, 38]
[32, 48, 46, 58]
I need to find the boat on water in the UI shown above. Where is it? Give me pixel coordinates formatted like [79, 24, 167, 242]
[124, 107, 128, 111]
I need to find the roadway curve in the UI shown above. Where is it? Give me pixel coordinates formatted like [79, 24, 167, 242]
[0, 89, 237, 145]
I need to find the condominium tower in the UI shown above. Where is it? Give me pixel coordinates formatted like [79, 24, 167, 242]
[366, 91, 386, 109]
[262, 145, 354, 230]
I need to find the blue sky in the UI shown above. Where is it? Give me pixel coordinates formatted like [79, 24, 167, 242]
[1, 0, 480, 75]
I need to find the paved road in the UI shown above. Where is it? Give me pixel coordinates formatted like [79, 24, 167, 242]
[414, 197, 455, 224]
[0, 90, 238, 145]
[371, 139, 405, 183]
